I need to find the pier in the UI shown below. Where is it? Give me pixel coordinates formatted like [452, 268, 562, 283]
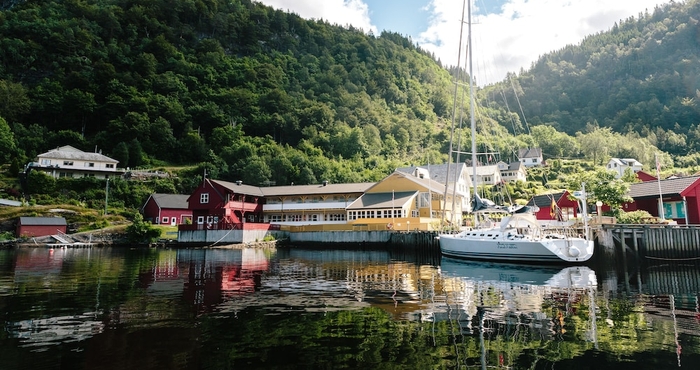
[597, 224, 700, 261]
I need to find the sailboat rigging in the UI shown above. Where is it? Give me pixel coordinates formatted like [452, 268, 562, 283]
[437, 0, 594, 264]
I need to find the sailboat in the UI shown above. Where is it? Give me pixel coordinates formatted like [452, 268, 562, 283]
[438, 0, 594, 264]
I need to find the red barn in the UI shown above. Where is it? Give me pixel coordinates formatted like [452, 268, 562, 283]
[141, 193, 192, 225]
[526, 191, 581, 221]
[16, 217, 67, 237]
[185, 179, 264, 229]
[626, 175, 700, 224]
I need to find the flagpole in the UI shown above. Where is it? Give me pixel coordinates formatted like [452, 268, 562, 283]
[656, 153, 665, 221]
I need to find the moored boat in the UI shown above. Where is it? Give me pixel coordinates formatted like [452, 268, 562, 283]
[439, 209, 594, 263]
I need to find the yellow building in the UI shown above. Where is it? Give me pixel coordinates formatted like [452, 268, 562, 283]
[346, 170, 465, 231]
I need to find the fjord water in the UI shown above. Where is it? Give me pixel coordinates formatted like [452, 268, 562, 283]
[1, 246, 699, 369]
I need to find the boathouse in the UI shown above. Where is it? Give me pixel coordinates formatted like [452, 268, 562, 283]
[185, 179, 265, 229]
[526, 191, 581, 222]
[16, 216, 67, 237]
[624, 175, 700, 224]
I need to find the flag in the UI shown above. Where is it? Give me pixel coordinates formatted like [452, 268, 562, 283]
[550, 199, 556, 218]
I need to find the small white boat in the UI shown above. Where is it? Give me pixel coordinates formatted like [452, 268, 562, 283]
[439, 210, 594, 263]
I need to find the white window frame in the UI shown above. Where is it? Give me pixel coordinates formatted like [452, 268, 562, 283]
[200, 193, 209, 204]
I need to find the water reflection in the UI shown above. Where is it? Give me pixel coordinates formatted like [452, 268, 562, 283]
[0, 246, 698, 369]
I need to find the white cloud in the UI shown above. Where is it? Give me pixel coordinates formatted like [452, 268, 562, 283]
[258, 0, 377, 34]
[418, 0, 671, 85]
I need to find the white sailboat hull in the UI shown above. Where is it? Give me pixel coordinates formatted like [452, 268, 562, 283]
[439, 232, 594, 263]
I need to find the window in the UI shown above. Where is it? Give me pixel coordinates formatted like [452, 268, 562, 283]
[200, 193, 209, 204]
[63, 161, 74, 166]
[106, 164, 114, 168]
[197, 216, 204, 224]
[84, 162, 95, 167]
[41, 159, 51, 165]
[162, 217, 169, 224]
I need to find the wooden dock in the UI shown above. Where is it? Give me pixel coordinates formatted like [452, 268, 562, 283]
[598, 224, 700, 261]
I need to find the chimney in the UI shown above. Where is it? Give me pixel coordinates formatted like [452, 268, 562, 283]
[322, 180, 328, 186]
[235, 180, 242, 186]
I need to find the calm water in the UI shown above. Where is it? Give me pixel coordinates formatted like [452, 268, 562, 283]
[1, 246, 699, 370]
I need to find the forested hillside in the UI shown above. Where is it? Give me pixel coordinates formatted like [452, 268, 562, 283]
[0, 0, 466, 186]
[487, 0, 700, 167]
[3, 0, 700, 192]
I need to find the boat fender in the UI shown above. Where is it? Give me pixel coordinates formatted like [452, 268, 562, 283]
[568, 246, 580, 257]
[387, 223, 393, 230]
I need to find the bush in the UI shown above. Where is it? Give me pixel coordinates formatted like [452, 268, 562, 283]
[125, 213, 161, 243]
[617, 210, 655, 224]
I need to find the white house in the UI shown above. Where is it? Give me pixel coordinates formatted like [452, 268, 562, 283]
[497, 161, 527, 182]
[466, 164, 502, 186]
[607, 158, 643, 178]
[26, 145, 121, 179]
[518, 148, 544, 167]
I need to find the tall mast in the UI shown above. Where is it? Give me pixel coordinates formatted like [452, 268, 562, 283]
[443, 0, 468, 226]
[468, 0, 477, 216]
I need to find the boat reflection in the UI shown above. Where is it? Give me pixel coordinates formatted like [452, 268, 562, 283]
[434, 257, 597, 337]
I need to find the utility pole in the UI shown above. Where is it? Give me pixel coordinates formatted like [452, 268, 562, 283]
[104, 177, 109, 215]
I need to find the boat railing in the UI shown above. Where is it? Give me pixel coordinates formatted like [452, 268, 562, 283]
[541, 225, 583, 238]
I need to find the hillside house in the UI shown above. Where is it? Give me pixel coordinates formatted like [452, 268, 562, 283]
[497, 161, 527, 182]
[26, 145, 121, 179]
[141, 193, 192, 225]
[466, 164, 502, 186]
[607, 158, 643, 179]
[518, 148, 543, 167]
[185, 179, 265, 229]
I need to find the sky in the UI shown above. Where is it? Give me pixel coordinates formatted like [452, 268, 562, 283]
[257, 0, 673, 85]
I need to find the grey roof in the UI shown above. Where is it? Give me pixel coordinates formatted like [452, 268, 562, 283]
[506, 161, 523, 171]
[466, 164, 500, 176]
[346, 191, 417, 210]
[629, 175, 700, 198]
[19, 217, 67, 226]
[150, 193, 190, 209]
[518, 148, 542, 159]
[396, 163, 469, 186]
[37, 145, 118, 163]
[527, 192, 567, 207]
[210, 180, 266, 197]
[260, 182, 375, 197]
[0, 199, 22, 207]
[365, 171, 447, 194]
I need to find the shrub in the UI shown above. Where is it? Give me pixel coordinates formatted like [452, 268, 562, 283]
[617, 210, 655, 224]
[125, 213, 161, 243]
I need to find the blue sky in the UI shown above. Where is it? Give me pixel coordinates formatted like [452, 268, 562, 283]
[363, 0, 430, 38]
[258, 0, 673, 85]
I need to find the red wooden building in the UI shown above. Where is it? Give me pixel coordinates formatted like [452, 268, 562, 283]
[141, 193, 192, 225]
[635, 170, 658, 182]
[184, 179, 264, 230]
[526, 191, 581, 221]
[625, 175, 700, 224]
[16, 217, 67, 237]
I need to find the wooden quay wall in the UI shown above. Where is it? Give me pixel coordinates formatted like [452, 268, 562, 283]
[598, 224, 700, 261]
